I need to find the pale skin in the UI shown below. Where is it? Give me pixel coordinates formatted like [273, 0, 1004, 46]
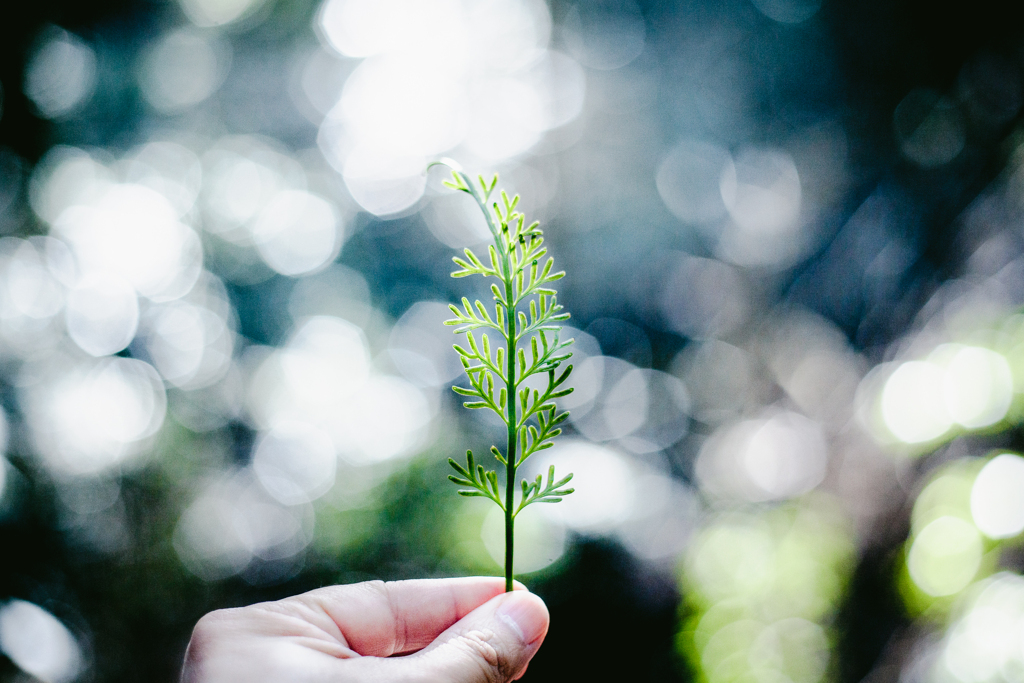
[181, 577, 549, 683]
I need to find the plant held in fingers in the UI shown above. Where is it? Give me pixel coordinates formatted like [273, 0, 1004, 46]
[431, 160, 575, 592]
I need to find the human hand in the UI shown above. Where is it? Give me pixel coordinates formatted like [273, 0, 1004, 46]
[180, 577, 549, 682]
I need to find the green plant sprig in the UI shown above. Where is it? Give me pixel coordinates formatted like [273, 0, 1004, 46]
[431, 161, 574, 591]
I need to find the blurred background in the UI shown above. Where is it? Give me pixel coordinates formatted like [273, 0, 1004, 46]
[3, 0, 1024, 681]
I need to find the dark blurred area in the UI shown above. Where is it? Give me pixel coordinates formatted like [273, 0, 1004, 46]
[4, 1, 1024, 682]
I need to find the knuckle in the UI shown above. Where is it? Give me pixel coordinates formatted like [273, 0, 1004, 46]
[182, 610, 238, 681]
[188, 607, 247, 649]
[448, 629, 518, 683]
[189, 611, 224, 646]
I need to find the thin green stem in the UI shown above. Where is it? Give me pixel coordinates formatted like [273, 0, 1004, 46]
[504, 272, 516, 593]
[499, 199, 518, 593]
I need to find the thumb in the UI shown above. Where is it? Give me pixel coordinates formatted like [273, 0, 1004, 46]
[398, 590, 549, 682]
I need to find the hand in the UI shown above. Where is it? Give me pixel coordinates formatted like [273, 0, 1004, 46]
[181, 577, 549, 683]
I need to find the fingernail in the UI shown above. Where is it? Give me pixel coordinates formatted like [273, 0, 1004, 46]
[495, 592, 548, 645]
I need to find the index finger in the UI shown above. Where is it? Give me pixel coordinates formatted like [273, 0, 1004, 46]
[286, 577, 524, 657]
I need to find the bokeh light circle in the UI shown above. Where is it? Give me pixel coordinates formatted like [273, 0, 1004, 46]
[971, 454, 1024, 539]
[24, 357, 167, 476]
[23, 28, 96, 120]
[941, 345, 1012, 429]
[0, 600, 83, 683]
[252, 421, 337, 505]
[880, 361, 951, 444]
[65, 272, 139, 357]
[251, 190, 341, 276]
[907, 515, 982, 597]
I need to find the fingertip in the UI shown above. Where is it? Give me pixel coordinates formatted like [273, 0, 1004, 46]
[495, 590, 549, 645]
[511, 580, 529, 592]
